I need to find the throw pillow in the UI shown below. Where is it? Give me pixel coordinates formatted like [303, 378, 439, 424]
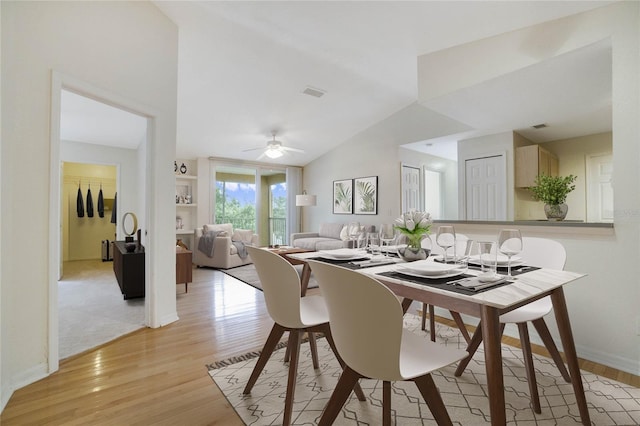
[339, 226, 349, 241]
[232, 229, 254, 244]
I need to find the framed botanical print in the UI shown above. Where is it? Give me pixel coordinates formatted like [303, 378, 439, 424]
[333, 179, 353, 214]
[354, 176, 378, 215]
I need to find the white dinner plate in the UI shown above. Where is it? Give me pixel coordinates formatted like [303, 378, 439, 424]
[468, 254, 522, 267]
[397, 260, 462, 276]
[317, 249, 368, 261]
[394, 266, 465, 280]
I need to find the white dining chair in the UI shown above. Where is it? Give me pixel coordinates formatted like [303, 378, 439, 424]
[308, 259, 468, 426]
[421, 233, 472, 344]
[454, 237, 572, 414]
[243, 247, 365, 426]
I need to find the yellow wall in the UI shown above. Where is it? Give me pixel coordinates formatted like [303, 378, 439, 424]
[63, 162, 117, 261]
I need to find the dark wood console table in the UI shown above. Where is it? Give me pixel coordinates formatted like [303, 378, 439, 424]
[113, 241, 145, 299]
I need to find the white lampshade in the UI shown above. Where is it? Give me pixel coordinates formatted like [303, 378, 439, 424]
[296, 194, 317, 207]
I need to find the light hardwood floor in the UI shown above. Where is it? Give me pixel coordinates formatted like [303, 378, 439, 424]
[2, 267, 638, 425]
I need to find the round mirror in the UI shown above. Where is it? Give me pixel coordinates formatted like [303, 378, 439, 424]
[122, 212, 138, 237]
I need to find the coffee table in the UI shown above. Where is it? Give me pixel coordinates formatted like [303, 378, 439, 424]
[268, 247, 315, 296]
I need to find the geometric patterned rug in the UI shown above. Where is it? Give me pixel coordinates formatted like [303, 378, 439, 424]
[207, 314, 640, 425]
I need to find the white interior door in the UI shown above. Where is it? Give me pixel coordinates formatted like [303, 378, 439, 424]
[587, 153, 613, 222]
[465, 155, 506, 220]
[401, 164, 422, 213]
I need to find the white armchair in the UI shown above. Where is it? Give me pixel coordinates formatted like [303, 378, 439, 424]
[193, 223, 259, 269]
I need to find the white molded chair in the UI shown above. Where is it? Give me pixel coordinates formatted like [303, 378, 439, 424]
[454, 237, 572, 413]
[421, 234, 472, 344]
[308, 259, 468, 426]
[243, 247, 365, 426]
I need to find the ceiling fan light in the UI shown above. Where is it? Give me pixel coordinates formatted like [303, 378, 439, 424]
[265, 147, 283, 159]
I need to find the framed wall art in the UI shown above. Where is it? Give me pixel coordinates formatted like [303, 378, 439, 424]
[333, 179, 353, 214]
[354, 176, 378, 215]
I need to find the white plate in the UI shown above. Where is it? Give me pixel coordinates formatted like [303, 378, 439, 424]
[394, 266, 465, 280]
[468, 254, 522, 267]
[397, 261, 462, 276]
[317, 250, 368, 261]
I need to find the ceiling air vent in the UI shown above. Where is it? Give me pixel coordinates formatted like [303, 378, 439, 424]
[302, 86, 326, 98]
[532, 123, 548, 129]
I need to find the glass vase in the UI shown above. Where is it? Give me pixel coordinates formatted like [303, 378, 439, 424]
[396, 233, 430, 262]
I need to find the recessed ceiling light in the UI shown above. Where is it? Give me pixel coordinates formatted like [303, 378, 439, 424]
[424, 143, 433, 147]
[302, 86, 326, 98]
[532, 123, 548, 129]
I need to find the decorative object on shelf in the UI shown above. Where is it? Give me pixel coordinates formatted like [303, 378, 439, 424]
[332, 179, 353, 214]
[176, 216, 183, 230]
[354, 176, 378, 215]
[122, 212, 138, 242]
[393, 210, 432, 262]
[529, 174, 577, 221]
[174, 161, 178, 173]
[125, 242, 137, 253]
[180, 162, 187, 174]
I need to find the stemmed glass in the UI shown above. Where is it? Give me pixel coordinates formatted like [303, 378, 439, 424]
[498, 229, 523, 279]
[436, 226, 456, 264]
[347, 222, 360, 248]
[379, 224, 396, 258]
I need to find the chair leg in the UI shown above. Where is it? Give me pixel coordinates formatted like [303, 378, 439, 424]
[414, 374, 453, 426]
[383, 381, 391, 426]
[283, 329, 302, 426]
[517, 322, 541, 414]
[532, 318, 572, 383]
[243, 323, 286, 394]
[455, 324, 483, 376]
[451, 311, 471, 344]
[308, 332, 319, 369]
[318, 366, 363, 426]
[323, 325, 366, 402]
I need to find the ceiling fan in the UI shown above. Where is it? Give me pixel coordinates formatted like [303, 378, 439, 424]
[242, 131, 304, 159]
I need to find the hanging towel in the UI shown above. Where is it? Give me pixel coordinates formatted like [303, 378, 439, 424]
[111, 192, 117, 224]
[97, 188, 105, 218]
[76, 186, 84, 218]
[86, 187, 94, 218]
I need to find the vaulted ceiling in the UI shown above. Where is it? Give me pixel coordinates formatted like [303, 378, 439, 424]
[61, 1, 613, 165]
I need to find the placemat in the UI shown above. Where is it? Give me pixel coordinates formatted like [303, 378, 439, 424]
[308, 256, 396, 270]
[376, 271, 511, 295]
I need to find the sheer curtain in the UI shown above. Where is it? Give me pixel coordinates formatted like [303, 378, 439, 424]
[286, 167, 302, 244]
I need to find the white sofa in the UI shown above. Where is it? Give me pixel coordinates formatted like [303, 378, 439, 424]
[193, 223, 259, 269]
[290, 223, 375, 251]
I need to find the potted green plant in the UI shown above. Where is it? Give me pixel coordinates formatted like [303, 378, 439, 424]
[529, 174, 577, 221]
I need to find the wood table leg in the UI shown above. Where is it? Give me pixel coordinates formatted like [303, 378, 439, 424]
[401, 298, 414, 314]
[299, 263, 312, 297]
[551, 287, 591, 425]
[480, 305, 506, 426]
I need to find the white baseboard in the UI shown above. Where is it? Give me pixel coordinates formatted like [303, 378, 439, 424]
[159, 312, 179, 327]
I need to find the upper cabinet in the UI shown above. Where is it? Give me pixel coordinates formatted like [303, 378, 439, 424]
[515, 145, 558, 188]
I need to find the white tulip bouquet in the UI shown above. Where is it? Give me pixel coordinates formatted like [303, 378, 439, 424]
[393, 210, 432, 248]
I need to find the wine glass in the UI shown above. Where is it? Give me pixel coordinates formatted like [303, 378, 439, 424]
[379, 224, 396, 258]
[498, 229, 523, 279]
[347, 222, 360, 248]
[436, 226, 456, 264]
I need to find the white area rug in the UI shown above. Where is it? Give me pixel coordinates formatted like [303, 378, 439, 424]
[58, 260, 145, 359]
[208, 314, 640, 425]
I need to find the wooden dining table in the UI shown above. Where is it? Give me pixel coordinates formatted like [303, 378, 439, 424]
[288, 251, 591, 425]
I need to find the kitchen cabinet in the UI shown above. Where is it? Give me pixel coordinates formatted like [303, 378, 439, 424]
[515, 145, 559, 188]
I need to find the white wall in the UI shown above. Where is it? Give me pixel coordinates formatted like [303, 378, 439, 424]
[1, 1, 178, 410]
[304, 2, 640, 375]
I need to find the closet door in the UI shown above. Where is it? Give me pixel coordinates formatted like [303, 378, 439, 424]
[465, 155, 506, 220]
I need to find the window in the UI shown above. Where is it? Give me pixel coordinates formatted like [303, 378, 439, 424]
[215, 178, 256, 230]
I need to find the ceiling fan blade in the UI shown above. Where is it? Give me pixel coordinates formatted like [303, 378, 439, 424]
[242, 146, 264, 152]
[282, 146, 304, 153]
[256, 151, 267, 160]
